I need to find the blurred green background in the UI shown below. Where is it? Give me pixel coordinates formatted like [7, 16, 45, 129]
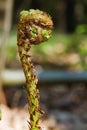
[1, 1, 87, 130]
[1, 0, 87, 71]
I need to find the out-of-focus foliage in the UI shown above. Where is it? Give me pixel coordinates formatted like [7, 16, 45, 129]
[1, 0, 87, 70]
[5, 29, 87, 70]
[76, 24, 87, 34]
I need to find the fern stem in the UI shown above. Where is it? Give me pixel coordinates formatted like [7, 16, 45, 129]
[17, 9, 53, 130]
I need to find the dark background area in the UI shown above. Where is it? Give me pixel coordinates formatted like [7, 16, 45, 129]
[12, 0, 87, 33]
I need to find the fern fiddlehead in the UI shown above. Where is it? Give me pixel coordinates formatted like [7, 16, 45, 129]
[17, 9, 53, 130]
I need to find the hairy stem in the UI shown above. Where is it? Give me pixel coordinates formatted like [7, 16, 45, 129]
[17, 9, 53, 130]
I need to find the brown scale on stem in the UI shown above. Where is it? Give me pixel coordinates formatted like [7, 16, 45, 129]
[17, 9, 53, 130]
